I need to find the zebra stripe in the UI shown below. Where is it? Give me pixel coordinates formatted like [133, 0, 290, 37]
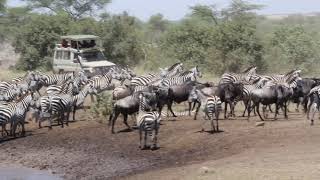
[40, 72, 74, 86]
[160, 66, 201, 87]
[219, 67, 257, 84]
[0, 94, 33, 136]
[137, 92, 161, 149]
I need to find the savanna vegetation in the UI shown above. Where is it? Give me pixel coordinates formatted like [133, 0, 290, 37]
[0, 0, 320, 76]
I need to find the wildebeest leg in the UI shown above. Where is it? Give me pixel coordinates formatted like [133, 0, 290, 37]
[229, 102, 235, 117]
[167, 101, 177, 117]
[268, 105, 273, 113]
[193, 102, 201, 120]
[188, 102, 192, 116]
[274, 103, 279, 120]
[224, 102, 228, 119]
[242, 100, 248, 117]
[123, 114, 131, 130]
[256, 103, 264, 121]
[284, 102, 288, 119]
[110, 111, 120, 134]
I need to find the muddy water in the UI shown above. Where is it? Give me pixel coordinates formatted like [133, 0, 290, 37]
[0, 165, 62, 180]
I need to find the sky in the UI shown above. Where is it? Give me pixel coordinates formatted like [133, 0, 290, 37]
[7, 0, 320, 21]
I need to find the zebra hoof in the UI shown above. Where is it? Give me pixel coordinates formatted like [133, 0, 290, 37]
[151, 145, 159, 151]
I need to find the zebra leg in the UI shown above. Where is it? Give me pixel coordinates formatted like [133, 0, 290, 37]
[216, 111, 220, 132]
[73, 105, 77, 121]
[139, 127, 143, 149]
[151, 123, 159, 150]
[210, 114, 215, 133]
[268, 105, 273, 113]
[144, 130, 148, 149]
[310, 103, 317, 125]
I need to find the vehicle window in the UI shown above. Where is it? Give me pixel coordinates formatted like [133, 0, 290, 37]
[55, 51, 63, 59]
[63, 51, 71, 60]
[81, 51, 105, 62]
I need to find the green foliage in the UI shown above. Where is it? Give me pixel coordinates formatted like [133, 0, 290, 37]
[90, 92, 113, 119]
[99, 12, 144, 66]
[272, 26, 319, 66]
[163, 0, 264, 75]
[0, 0, 6, 14]
[13, 14, 72, 70]
[3, 0, 320, 76]
[24, 0, 111, 19]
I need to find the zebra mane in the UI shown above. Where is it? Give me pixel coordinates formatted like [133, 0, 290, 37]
[167, 62, 182, 71]
[179, 70, 192, 76]
[242, 66, 256, 73]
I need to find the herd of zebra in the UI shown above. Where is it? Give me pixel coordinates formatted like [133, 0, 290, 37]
[1, 63, 320, 150]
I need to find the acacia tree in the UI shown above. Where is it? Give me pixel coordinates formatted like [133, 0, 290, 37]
[272, 26, 318, 66]
[23, 0, 111, 19]
[163, 0, 264, 74]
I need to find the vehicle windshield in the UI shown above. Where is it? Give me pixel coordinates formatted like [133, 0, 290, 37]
[80, 51, 106, 62]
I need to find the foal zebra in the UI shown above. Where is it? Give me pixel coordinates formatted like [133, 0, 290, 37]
[137, 92, 161, 150]
[192, 89, 222, 132]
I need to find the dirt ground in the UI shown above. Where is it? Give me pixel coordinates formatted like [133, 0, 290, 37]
[1, 106, 320, 180]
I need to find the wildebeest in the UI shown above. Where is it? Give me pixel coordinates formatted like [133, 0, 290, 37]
[250, 84, 293, 121]
[216, 82, 243, 119]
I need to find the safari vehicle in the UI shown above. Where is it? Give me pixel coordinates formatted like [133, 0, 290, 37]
[53, 35, 115, 75]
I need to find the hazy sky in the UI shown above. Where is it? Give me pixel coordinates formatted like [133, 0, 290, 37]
[7, 0, 320, 21]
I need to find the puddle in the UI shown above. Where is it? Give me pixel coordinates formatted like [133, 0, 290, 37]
[0, 165, 62, 180]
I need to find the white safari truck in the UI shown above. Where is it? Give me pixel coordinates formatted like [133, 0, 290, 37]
[53, 35, 115, 75]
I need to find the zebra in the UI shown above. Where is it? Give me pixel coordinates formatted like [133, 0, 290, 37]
[261, 69, 301, 88]
[0, 93, 34, 138]
[0, 84, 23, 102]
[37, 83, 96, 129]
[46, 71, 88, 95]
[10, 94, 35, 137]
[137, 92, 161, 150]
[160, 66, 201, 87]
[159, 62, 184, 78]
[39, 72, 74, 86]
[219, 66, 257, 84]
[130, 62, 184, 86]
[46, 80, 75, 95]
[192, 89, 222, 133]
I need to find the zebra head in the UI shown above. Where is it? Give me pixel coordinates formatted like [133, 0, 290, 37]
[190, 65, 202, 79]
[87, 82, 98, 95]
[138, 91, 158, 112]
[78, 70, 89, 85]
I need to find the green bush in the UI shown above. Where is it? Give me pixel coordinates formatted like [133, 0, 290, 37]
[90, 92, 113, 121]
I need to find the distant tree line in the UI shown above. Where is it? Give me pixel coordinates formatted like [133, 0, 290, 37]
[0, 0, 319, 75]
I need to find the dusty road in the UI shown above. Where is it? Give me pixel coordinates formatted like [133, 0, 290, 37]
[0, 108, 319, 180]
